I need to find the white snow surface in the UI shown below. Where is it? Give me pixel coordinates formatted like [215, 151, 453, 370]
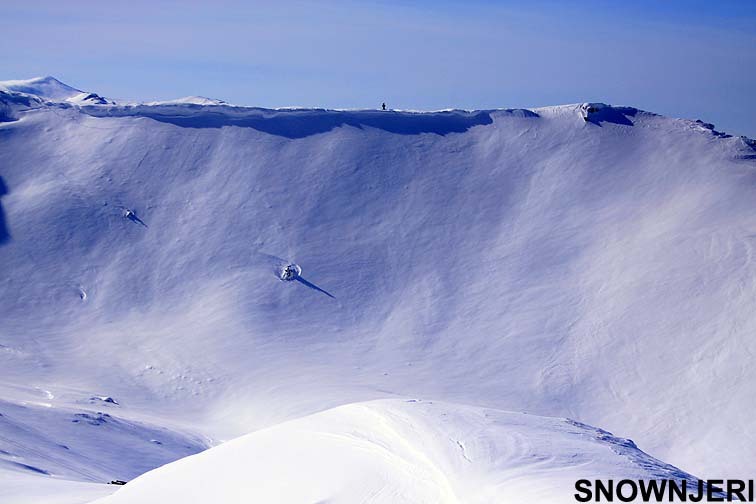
[93, 399, 696, 504]
[1, 78, 755, 502]
[0, 77, 112, 106]
[0, 76, 84, 101]
[144, 96, 226, 106]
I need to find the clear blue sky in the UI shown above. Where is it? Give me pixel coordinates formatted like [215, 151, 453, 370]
[2, 0, 755, 137]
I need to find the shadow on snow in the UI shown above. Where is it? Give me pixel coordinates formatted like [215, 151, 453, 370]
[126, 212, 148, 228]
[295, 276, 335, 299]
[84, 107, 496, 139]
[586, 107, 637, 127]
[0, 176, 9, 246]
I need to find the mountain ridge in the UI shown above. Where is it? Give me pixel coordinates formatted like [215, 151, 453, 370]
[1, 78, 755, 503]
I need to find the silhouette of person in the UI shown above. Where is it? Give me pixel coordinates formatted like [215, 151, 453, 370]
[382, 102, 386, 111]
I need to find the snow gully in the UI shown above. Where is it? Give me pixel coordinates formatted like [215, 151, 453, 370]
[574, 479, 755, 502]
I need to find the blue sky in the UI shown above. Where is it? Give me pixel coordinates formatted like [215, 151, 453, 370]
[2, 0, 755, 137]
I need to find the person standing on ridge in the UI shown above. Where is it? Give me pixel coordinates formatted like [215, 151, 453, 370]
[382, 102, 386, 111]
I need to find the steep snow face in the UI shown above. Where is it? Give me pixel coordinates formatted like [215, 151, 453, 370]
[1, 80, 755, 500]
[94, 399, 698, 504]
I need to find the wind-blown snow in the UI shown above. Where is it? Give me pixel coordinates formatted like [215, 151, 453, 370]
[0, 78, 754, 502]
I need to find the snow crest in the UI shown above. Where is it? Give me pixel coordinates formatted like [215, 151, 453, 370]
[0, 78, 754, 503]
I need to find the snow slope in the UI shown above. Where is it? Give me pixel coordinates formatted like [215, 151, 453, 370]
[93, 399, 698, 504]
[0, 397, 207, 483]
[1, 78, 755, 502]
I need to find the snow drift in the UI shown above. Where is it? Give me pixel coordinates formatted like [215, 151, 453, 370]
[1, 77, 755, 502]
[93, 399, 698, 504]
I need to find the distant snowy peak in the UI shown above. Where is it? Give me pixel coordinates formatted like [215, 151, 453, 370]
[0, 76, 113, 105]
[67, 91, 112, 105]
[0, 77, 231, 107]
[146, 96, 227, 106]
[0, 76, 81, 100]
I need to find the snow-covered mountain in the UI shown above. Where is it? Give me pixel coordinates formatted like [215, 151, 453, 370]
[1, 77, 754, 503]
[0, 76, 113, 106]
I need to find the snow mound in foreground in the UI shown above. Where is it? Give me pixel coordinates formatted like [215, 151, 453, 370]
[95, 399, 694, 504]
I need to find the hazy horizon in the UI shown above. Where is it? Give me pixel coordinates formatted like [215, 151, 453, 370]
[2, 0, 755, 137]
